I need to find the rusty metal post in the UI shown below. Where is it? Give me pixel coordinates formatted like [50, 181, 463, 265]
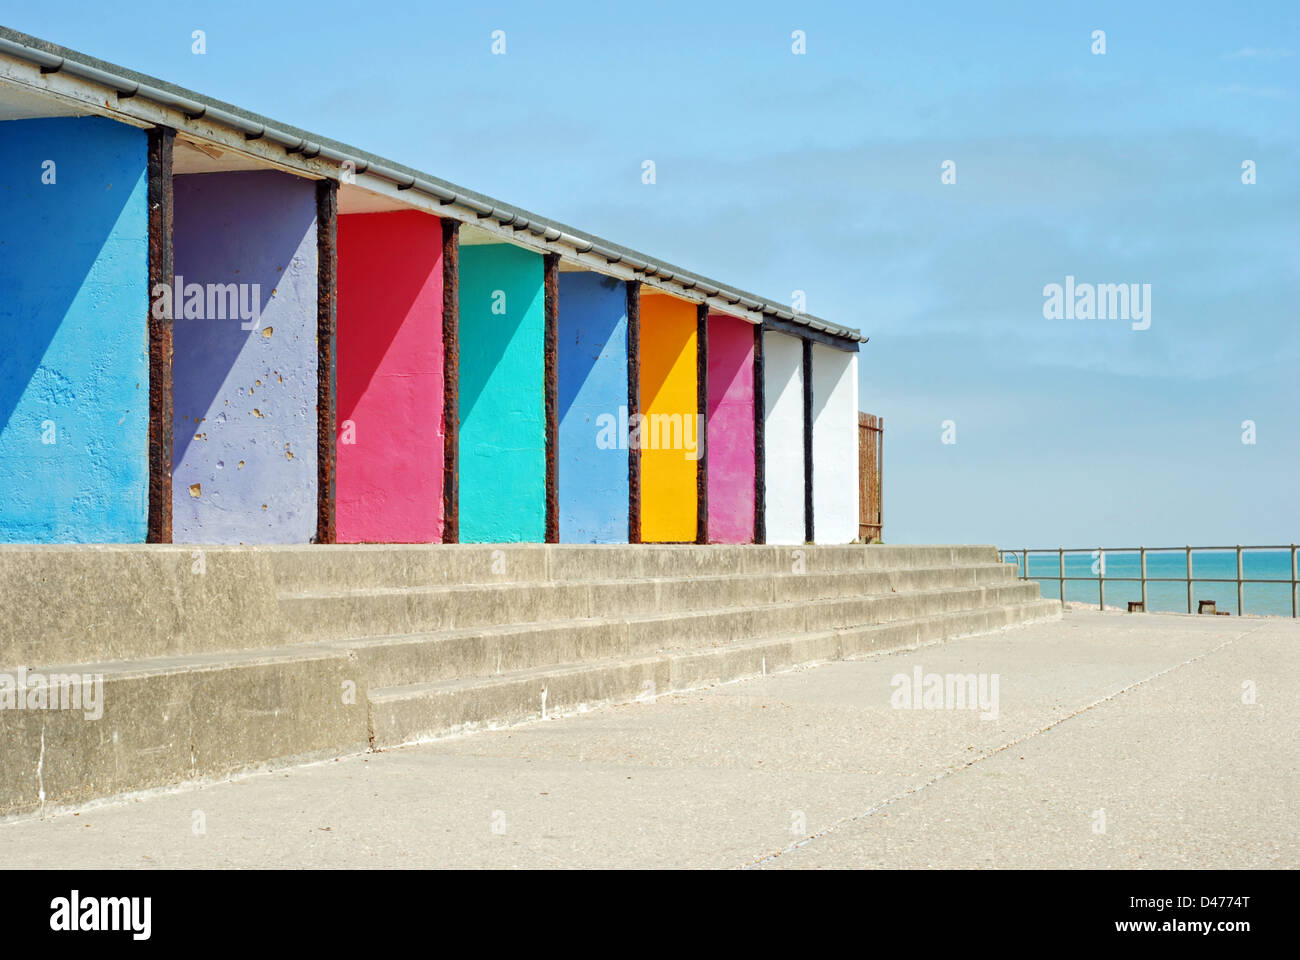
[695, 303, 709, 545]
[441, 219, 460, 543]
[314, 178, 338, 545]
[543, 253, 560, 543]
[146, 126, 174, 543]
[1140, 547, 1148, 610]
[752, 323, 766, 544]
[626, 280, 642, 544]
[1059, 547, 1065, 603]
[1186, 546, 1194, 614]
[802, 338, 814, 544]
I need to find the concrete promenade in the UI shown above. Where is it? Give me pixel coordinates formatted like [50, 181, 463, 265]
[1, 610, 1293, 869]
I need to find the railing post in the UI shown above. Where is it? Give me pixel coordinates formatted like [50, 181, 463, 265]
[1140, 546, 1147, 610]
[1186, 546, 1193, 614]
[1058, 547, 1065, 603]
[1098, 547, 1105, 611]
[1022, 549, 1028, 580]
[1292, 544, 1298, 619]
[1236, 545, 1244, 617]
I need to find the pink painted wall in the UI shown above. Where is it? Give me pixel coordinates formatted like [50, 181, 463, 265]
[337, 211, 444, 543]
[706, 313, 756, 543]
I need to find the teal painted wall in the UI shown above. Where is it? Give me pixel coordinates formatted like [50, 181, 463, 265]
[0, 117, 149, 542]
[457, 243, 545, 542]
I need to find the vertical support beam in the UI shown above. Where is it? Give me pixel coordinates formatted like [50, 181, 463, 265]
[695, 303, 709, 544]
[543, 254, 560, 543]
[752, 323, 766, 545]
[441, 219, 461, 543]
[626, 280, 642, 544]
[314, 179, 339, 544]
[146, 126, 175, 544]
[801, 337, 814, 544]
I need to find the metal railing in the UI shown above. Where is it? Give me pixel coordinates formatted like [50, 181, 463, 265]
[997, 545, 1300, 617]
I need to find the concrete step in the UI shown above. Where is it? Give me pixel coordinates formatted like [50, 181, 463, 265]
[0, 541, 1050, 818]
[368, 598, 1063, 747]
[334, 580, 1042, 688]
[0, 644, 369, 817]
[0, 544, 1007, 665]
[278, 564, 1021, 643]
[266, 543, 1005, 592]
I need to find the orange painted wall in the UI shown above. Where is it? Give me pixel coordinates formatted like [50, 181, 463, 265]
[638, 294, 698, 542]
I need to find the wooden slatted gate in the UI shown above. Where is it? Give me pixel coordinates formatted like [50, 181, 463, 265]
[858, 413, 883, 542]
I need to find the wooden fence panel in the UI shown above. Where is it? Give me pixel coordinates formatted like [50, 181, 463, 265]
[858, 412, 883, 542]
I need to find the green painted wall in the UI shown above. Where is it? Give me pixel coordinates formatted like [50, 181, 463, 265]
[457, 243, 546, 542]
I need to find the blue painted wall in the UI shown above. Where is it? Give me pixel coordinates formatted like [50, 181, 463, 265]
[458, 243, 545, 542]
[172, 171, 318, 544]
[558, 272, 628, 543]
[0, 117, 149, 542]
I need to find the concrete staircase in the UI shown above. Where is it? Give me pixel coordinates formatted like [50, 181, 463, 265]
[0, 544, 1059, 816]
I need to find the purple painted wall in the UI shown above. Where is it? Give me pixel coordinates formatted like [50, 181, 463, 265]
[171, 171, 318, 544]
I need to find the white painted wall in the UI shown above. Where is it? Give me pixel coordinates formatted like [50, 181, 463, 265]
[763, 332, 805, 544]
[812, 345, 860, 543]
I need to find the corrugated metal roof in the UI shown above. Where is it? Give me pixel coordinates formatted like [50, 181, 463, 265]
[0, 25, 867, 345]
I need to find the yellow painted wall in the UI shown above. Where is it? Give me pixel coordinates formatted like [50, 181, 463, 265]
[639, 294, 698, 542]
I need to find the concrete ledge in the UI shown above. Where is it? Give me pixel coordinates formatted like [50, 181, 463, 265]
[0, 545, 288, 668]
[1, 544, 1008, 666]
[0, 645, 369, 818]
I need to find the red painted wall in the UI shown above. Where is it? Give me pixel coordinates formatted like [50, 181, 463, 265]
[337, 211, 444, 542]
[707, 313, 756, 543]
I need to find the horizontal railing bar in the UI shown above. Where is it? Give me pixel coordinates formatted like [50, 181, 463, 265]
[1010, 545, 1296, 553]
[1021, 576, 1296, 584]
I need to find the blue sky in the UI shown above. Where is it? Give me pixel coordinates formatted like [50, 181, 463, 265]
[4, 0, 1296, 546]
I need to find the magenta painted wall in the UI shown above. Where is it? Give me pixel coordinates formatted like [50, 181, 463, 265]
[336, 211, 444, 543]
[706, 313, 755, 543]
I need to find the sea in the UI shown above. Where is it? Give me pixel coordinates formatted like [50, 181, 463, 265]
[1005, 548, 1297, 618]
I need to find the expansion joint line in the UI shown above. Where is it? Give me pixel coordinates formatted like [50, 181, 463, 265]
[741, 622, 1269, 869]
